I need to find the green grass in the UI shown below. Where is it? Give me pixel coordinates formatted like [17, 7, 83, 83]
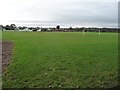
[2, 31, 118, 88]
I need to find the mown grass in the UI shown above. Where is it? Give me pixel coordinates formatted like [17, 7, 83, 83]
[2, 31, 118, 88]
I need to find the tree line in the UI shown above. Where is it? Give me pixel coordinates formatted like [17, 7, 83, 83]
[0, 24, 118, 32]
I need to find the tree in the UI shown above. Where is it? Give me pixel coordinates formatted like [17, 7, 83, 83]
[56, 25, 60, 30]
[69, 26, 73, 31]
[10, 24, 17, 30]
[41, 28, 47, 32]
[5, 25, 10, 30]
[5, 24, 17, 30]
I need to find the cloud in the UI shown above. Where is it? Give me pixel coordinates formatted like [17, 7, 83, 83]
[0, 0, 118, 27]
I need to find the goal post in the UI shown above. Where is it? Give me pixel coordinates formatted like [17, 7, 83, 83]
[83, 29, 85, 36]
[99, 30, 101, 35]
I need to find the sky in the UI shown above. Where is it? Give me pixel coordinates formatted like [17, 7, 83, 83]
[0, 0, 119, 28]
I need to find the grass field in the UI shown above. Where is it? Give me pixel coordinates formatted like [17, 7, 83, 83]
[2, 31, 118, 88]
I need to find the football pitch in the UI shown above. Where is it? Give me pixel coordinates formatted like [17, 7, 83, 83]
[2, 31, 118, 88]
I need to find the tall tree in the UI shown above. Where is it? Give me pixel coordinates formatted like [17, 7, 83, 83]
[56, 25, 60, 31]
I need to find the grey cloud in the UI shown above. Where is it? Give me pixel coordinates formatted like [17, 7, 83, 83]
[13, 1, 117, 28]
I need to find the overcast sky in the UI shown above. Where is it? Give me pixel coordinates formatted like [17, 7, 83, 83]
[0, 0, 119, 28]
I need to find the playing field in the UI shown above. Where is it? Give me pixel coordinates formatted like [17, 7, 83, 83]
[2, 31, 118, 88]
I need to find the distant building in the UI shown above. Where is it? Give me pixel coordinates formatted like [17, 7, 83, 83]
[37, 29, 42, 32]
[24, 28, 29, 31]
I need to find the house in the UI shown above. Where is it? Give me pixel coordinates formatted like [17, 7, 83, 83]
[37, 29, 42, 32]
[24, 28, 29, 31]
